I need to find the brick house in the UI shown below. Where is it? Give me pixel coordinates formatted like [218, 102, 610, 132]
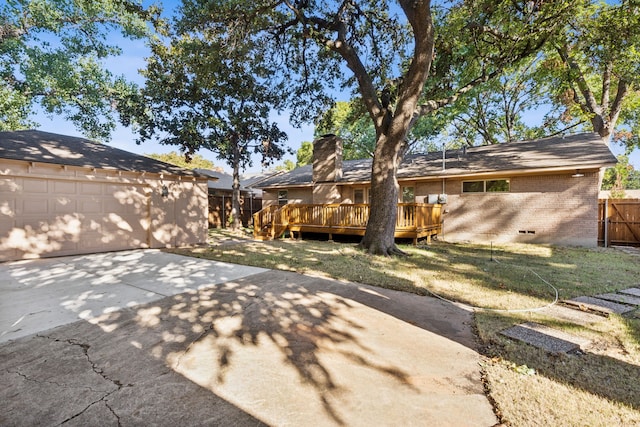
[255, 133, 617, 246]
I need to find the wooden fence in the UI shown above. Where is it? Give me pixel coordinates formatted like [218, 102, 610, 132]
[598, 199, 640, 247]
[208, 194, 263, 228]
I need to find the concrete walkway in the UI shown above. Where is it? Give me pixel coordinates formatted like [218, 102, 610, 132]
[0, 250, 497, 426]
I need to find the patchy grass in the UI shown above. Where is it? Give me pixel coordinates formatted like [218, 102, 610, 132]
[171, 232, 640, 425]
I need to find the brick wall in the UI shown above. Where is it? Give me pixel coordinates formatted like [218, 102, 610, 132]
[435, 172, 601, 246]
[313, 135, 343, 183]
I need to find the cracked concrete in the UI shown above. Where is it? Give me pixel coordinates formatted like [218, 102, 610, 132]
[36, 335, 130, 426]
[0, 250, 497, 426]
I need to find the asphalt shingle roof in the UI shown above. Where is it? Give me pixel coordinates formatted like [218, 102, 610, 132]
[256, 133, 617, 188]
[0, 130, 199, 176]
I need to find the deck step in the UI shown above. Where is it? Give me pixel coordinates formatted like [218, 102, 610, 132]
[536, 304, 604, 326]
[561, 296, 636, 316]
[619, 287, 640, 298]
[501, 322, 591, 354]
[594, 292, 640, 306]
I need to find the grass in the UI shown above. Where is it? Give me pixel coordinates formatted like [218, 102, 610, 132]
[171, 229, 640, 425]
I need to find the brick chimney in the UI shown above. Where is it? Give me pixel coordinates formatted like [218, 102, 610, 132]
[312, 134, 343, 204]
[313, 134, 343, 183]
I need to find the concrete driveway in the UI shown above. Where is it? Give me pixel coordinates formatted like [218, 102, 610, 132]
[0, 250, 497, 426]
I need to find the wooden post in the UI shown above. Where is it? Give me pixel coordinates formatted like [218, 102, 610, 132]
[604, 199, 609, 248]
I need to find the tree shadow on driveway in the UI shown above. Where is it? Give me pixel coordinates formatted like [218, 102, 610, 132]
[87, 269, 491, 426]
[0, 256, 494, 426]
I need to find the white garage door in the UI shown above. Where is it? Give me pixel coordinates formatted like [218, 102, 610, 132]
[1, 176, 150, 261]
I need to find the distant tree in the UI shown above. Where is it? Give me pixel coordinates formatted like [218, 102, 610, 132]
[441, 59, 560, 146]
[275, 159, 296, 171]
[315, 101, 375, 160]
[602, 154, 640, 198]
[0, 0, 161, 140]
[295, 141, 314, 167]
[146, 151, 220, 171]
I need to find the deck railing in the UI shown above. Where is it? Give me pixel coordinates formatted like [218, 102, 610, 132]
[254, 203, 442, 243]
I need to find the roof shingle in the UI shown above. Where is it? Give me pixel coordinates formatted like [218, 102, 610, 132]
[0, 130, 199, 177]
[257, 133, 617, 188]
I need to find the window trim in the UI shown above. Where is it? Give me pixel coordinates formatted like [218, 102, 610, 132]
[402, 186, 415, 203]
[462, 179, 510, 193]
[277, 190, 288, 206]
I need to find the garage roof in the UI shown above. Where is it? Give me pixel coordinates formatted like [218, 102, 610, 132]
[256, 132, 618, 187]
[0, 130, 199, 176]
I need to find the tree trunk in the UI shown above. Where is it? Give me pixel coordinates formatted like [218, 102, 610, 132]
[230, 142, 242, 231]
[590, 114, 612, 145]
[360, 132, 406, 256]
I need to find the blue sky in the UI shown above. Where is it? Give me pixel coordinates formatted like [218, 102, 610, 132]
[30, 0, 639, 173]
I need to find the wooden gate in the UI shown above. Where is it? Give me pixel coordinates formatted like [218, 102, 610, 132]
[598, 199, 640, 247]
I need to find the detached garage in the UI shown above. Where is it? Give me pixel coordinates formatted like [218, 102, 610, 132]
[0, 130, 209, 262]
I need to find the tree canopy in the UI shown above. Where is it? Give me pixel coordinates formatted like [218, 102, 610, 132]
[145, 151, 220, 171]
[602, 154, 640, 198]
[542, 0, 640, 148]
[0, 0, 161, 140]
[121, 0, 290, 229]
[314, 1, 640, 154]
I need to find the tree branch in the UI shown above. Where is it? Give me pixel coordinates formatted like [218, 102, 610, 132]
[556, 43, 601, 115]
[415, 68, 501, 117]
[609, 79, 630, 132]
[601, 61, 612, 110]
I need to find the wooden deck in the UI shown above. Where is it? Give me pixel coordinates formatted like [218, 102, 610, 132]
[253, 203, 443, 244]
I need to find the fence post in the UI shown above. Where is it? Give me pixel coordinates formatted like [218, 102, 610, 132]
[604, 199, 608, 248]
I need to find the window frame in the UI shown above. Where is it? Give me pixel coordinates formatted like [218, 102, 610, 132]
[462, 179, 510, 193]
[277, 190, 288, 206]
[402, 186, 415, 203]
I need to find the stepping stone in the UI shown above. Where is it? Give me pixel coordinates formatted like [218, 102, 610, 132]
[619, 288, 640, 298]
[595, 293, 640, 306]
[537, 304, 604, 326]
[501, 322, 591, 354]
[562, 296, 636, 316]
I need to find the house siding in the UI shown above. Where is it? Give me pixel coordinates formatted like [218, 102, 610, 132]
[262, 188, 313, 207]
[439, 172, 600, 246]
[260, 171, 603, 247]
[0, 158, 208, 261]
